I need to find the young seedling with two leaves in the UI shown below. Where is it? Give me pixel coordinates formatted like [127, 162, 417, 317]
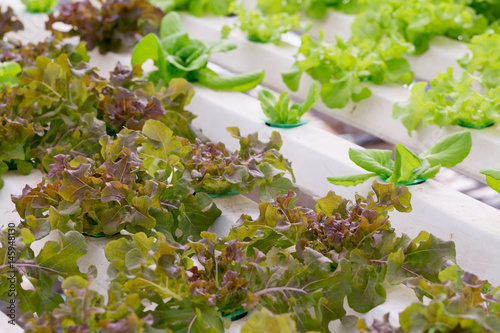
[132, 12, 265, 91]
[258, 82, 318, 126]
[328, 132, 472, 186]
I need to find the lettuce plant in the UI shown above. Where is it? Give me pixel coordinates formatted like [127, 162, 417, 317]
[138, 121, 297, 199]
[0, 53, 107, 188]
[132, 12, 265, 91]
[149, 0, 235, 16]
[354, 0, 489, 55]
[13, 119, 296, 237]
[0, 38, 90, 68]
[394, 69, 500, 133]
[0, 52, 199, 188]
[458, 30, 500, 89]
[22, 0, 57, 13]
[393, 14, 500, 133]
[20, 273, 158, 331]
[359, 267, 500, 332]
[257, 0, 364, 19]
[327, 132, 472, 186]
[105, 232, 344, 330]
[283, 32, 413, 109]
[13, 124, 222, 239]
[258, 82, 318, 125]
[46, 0, 164, 54]
[222, 8, 304, 43]
[466, 0, 500, 24]
[99, 62, 198, 140]
[229, 182, 455, 319]
[0, 6, 23, 39]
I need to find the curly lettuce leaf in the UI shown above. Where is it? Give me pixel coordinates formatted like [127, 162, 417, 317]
[46, 0, 164, 54]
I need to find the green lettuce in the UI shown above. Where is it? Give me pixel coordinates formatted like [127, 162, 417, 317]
[327, 132, 472, 186]
[223, 8, 305, 44]
[258, 82, 318, 125]
[283, 31, 413, 109]
[132, 12, 264, 91]
[149, 0, 235, 16]
[394, 69, 500, 133]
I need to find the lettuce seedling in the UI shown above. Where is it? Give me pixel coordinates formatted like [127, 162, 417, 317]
[222, 8, 304, 43]
[258, 82, 318, 125]
[149, 0, 235, 16]
[132, 12, 264, 91]
[327, 132, 472, 186]
[458, 30, 500, 89]
[22, 0, 57, 13]
[394, 69, 500, 133]
[283, 32, 413, 109]
[480, 168, 500, 194]
[257, 0, 363, 19]
[353, 0, 488, 56]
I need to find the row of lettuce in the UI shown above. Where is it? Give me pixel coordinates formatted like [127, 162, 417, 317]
[5, 112, 500, 332]
[1, 1, 500, 332]
[8, 0, 500, 131]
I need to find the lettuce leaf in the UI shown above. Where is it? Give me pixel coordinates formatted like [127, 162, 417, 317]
[132, 12, 264, 91]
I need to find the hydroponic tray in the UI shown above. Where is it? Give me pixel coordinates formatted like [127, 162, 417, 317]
[2, 1, 500, 332]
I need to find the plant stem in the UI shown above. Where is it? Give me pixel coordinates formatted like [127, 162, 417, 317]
[254, 286, 306, 296]
[370, 259, 419, 277]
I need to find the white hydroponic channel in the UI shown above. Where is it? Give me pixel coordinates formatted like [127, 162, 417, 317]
[1, 1, 500, 332]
